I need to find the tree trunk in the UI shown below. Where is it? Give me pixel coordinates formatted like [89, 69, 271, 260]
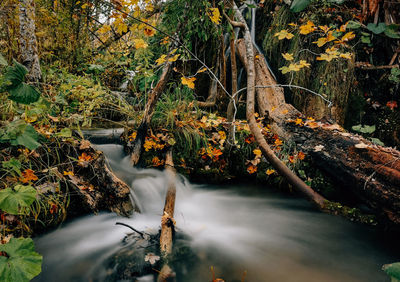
[130, 63, 172, 165]
[19, 0, 41, 82]
[236, 39, 400, 227]
[232, 3, 327, 210]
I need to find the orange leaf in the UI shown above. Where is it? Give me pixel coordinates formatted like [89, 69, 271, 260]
[20, 169, 38, 183]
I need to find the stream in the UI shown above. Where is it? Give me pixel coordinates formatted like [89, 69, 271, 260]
[33, 131, 399, 282]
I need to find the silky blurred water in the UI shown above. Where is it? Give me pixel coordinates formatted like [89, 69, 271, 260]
[34, 141, 399, 282]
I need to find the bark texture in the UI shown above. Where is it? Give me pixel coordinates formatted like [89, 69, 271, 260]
[236, 39, 400, 227]
[19, 0, 41, 82]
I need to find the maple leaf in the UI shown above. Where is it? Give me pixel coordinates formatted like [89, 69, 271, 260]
[387, 100, 398, 110]
[133, 39, 148, 49]
[282, 53, 294, 61]
[144, 27, 155, 37]
[168, 54, 180, 62]
[155, 54, 167, 65]
[295, 118, 303, 125]
[247, 165, 257, 174]
[144, 253, 160, 265]
[319, 25, 330, 34]
[317, 47, 340, 62]
[313, 31, 336, 47]
[298, 60, 311, 68]
[181, 76, 196, 89]
[299, 21, 315, 35]
[274, 30, 294, 40]
[63, 170, 74, 176]
[20, 169, 38, 183]
[298, 151, 306, 160]
[208, 8, 221, 24]
[78, 152, 92, 167]
[253, 148, 262, 157]
[266, 169, 275, 175]
[274, 138, 283, 146]
[339, 53, 352, 59]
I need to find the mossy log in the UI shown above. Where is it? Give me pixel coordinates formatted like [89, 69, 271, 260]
[236, 39, 400, 228]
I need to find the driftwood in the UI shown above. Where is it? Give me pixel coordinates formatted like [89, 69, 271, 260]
[158, 148, 177, 282]
[232, 3, 327, 210]
[236, 38, 400, 227]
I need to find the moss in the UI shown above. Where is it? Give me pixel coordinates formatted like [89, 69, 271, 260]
[324, 201, 377, 225]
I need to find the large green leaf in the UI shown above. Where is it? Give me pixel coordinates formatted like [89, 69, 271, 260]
[367, 23, 386, 34]
[8, 82, 40, 105]
[2, 60, 28, 90]
[2, 158, 22, 176]
[384, 24, 400, 39]
[0, 185, 36, 214]
[383, 262, 400, 280]
[0, 238, 42, 282]
[290, 0, 311, 12]
[0, 120, 41, 150]
[352, 124, 376, 134]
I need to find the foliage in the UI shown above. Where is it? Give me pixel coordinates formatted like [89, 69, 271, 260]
[0, 120, 41, 150]
[1, 61, 40, 105]
[383, 262, 400, 281]
[0, 238, 42, 282]
[0, 185, 36, 215]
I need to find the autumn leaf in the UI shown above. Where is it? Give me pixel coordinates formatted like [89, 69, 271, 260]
[78, 152, 92, 166]
[247, 165, 257, 174]
[20, 169, 38, 183]
[387, 100, 398, 110]
[266, 169, 276, 175]
[313, 31, 336, 47]
[160, 36, 169, 45]
[144, 27, 155, 37]
[253, 148, 262, 157]
[295, 118, 303, 125]
[133, 38, 148, 49]
[155, 54, 167, 65]
[168, 54, 180, 62]
[299, 21, 315, 35]
[63, 170, 74, 176]
[274, 30, 294, 40]
[198, 67, 207, 73]
[298, 151, 306, 160]
[317, 47, 340, 62]
[144, 253, 160, 265]
[274, 138, 283, 146]
[114, 18, 127, 34]
[97, 24, 111, 34]
[339, 53, 352, 59]
[181, 76, 196, 89]
[298, 60, 310, 68]
[289, 155, 295, 163]
[319, 25, 330, 34]
[282, 53, 294, 61]
[208, 7, 221, 24]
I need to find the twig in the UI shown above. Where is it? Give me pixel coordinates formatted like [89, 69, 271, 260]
[116, 222, 145, 238]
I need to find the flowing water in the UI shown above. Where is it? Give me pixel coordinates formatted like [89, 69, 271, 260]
[33, 134, 399, 282]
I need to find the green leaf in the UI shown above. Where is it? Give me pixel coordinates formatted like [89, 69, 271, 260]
[0, 185, 36, 214]
[367, 23, 386, 34]
[8, 83, 40, 105]
[384, 24, 400, 39]
[290, 0, 311, 12]
[383, 262, 400, 280]
[55, 128, 72, 138]
[0, 238, 42, 282]
[352, 124, 376, 134]
[0, 120, 41, 150]
[2, 158, 22, 176]
[361, 36, 371, 44]
[0, 54, 7, 66]
[2, 60, 28, 90]
[347, 21, 361, 29]
[370, 137, 384, 146]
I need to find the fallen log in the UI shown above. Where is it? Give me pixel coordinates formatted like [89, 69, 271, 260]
[232, 3, 327, 210]
[236, 39, 400, 227]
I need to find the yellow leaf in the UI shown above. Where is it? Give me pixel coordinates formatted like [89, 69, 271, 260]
[208, 8, 221, 24]
[133, 38, 148, 49]
[295, 118, 303, 125]
[168, 54, 180, 62]
[266, 169, 275, 175]
[298, 60, 310, 68]
[181, 76, 196, 89]
[253, 148, 262, 157]
[313, 31, 336, 47]
[299, 21, 315, 35]
[144, 27, 155, 37]
[156, 54, 167, 65]
[161, 36, 169, 45]
[114, 18, 127, 35]
[282, 53, 294, 61]
[98, 25, 111, 34]
[81, 3, 88, 9]
[274, 30, 294, 40]
[318, 25, 330, 34]
[198, 67, 207, 73]
[340, 52, 352, 59]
